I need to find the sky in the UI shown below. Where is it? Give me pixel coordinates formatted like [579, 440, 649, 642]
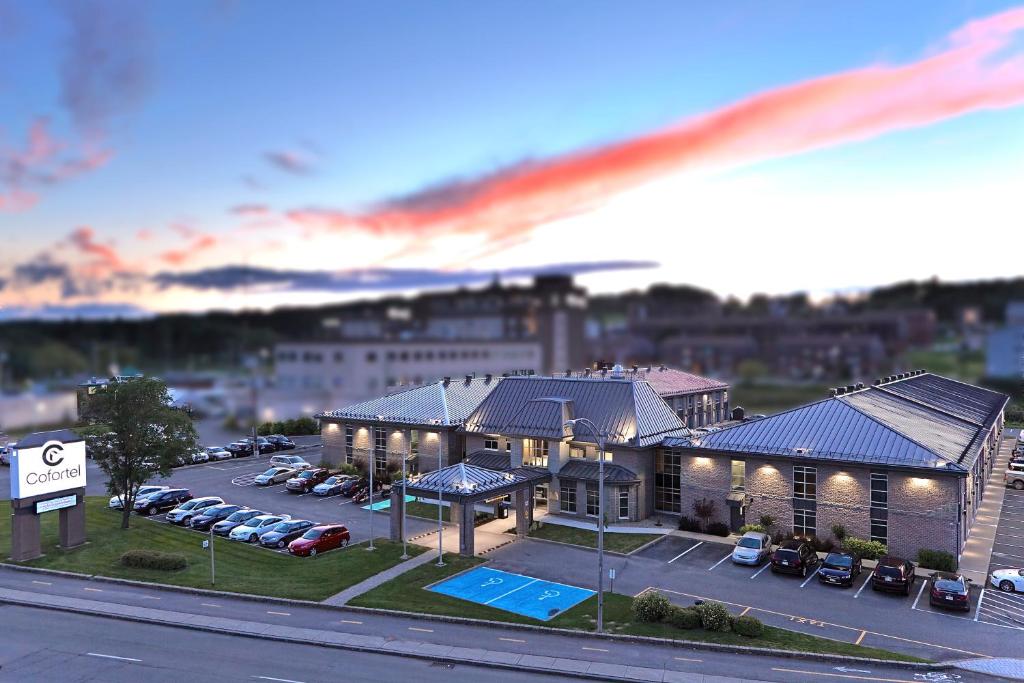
[1, 0, 1023, 318]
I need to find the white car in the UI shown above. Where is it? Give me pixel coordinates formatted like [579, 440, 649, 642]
[109, 485, 169, 509]
[189, 449, 210, 464]
[1006, 463, 1024, 491]
[206, 447, 233, 461]
[270, 454, 311, 470]
[229, 514, 290, 542]
[732, 531, 772, 566]
[254, 467, 296, 486]
[165, 496, 224, 525]
[990, 568, 1024, 593]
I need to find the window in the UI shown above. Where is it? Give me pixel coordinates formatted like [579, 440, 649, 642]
[344, 426, 354, 465]
[870, 517, 888, 546]
[524, 439, 549, 467]
[560, 483, 577, 513]
[870, 472, 888, 509]
[484, 437, 499, 451]
[586, 484, 599, 517]
[534, 484, 548, 508]
[655, 449, 681, 513]
[366, 352, 377, 362]
[374, 450, 387, 479]
[793, 466, 817, 500]
[731, 460, 746, 491]
[618, 487, 630, 519]
[570, 446, 585, 459]
[794, 508, 816, 537]
[374, 427, 387, 452]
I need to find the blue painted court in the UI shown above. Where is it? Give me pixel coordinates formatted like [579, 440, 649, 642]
[361, 495, 416, 511]
[428, 566, 595, 621]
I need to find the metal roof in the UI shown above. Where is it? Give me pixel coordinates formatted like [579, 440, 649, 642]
[397, 462, 549, 501]
[554, 366, 727, 396]
[558, 459, 639, 483]
[317, 375, 501, 426]
[463, 376, 689, 448]
[465, 450, 512, 471]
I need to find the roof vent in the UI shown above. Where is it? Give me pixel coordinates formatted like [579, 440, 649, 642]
[566, 368, 572, 377]
[464, 374, 473, 384]
[485, 373, 492, 383]
[442, 376, 451, 386]
[873, 379, 881, 385]
[846, 385, 855, 393]
[600, 368, 607, 377]
[658, 364, 665, 371]
[610, 363, 626, 379]
[828, 388, 837, 397]
[856, 382, 864, 390]
[835, 387, 846, 396]
[583, 368, 591, 376]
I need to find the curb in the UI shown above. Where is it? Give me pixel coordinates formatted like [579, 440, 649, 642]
[0, 561, 955, 670]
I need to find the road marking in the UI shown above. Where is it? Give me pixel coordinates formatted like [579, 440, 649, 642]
[31, 580, 51, 586]
[339, 619, 362, 625]
[800, 566, 822, 588]
[87, 653, 142, 663]
[254, 677, 306, 683]
[911, 580, 927, 610]
[206, 466, 226, 470]
[853, 575, 871, 598]
[201, 603, 220, 608]
[581, 646, 609, 652]
[266, 611, 291, 616]
[855, 629, 867, 645]
[83, 587, 103, 592]
[708, 552, 732, 571]
[485, 578, 539, 604]
[750, 562, 772, 579]
[739, 606, 751, 616]
[771, 667, 915, 682]
[499, 637, 526, 643]
[408, 626, 433, 633]
[668, 541, 703, 563]
[674, 656, 703, 662]
[140, 595, 160, 600]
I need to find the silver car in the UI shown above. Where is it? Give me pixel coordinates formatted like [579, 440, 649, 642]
[206, 447, 233, 461]
[732, 531, 772, 566]
[109, 485, 168, 510]
[254, 467, 297, 486]
[166, 496, 224, 525]
[228, 514, 290, 542]
[270, 454, 311, 470]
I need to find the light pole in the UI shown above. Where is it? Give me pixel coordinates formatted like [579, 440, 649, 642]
[437, 431, 445, 567]
[564, 417, 608, 634]
[400, 450, 411, 559]
[367, 416, 383, 552]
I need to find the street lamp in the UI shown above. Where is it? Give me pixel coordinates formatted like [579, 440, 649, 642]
[367, 415, 383, 552]
[400, 450, 412, 560]
[563, 417, 608, 634]
[436, 434, 445, 567]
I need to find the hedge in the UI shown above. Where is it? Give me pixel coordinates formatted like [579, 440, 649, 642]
[257, 417, 319, 436]
[733, 614, 765, 637]
[705, 522, 731, 537]
[632, 591, 671, 623]
[677, 516, 702, 532]
[843, 537, 887, 560]
[696, 600, 732, 632]
[120, 549, 188, 571]
[667, 605, 702, 629]
[918, 548, 956, 572]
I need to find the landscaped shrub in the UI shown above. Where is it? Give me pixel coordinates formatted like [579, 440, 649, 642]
[337, 463, 360, 476]
[695, 600, 732, 632]
[830, 523, 848, 543]
[692, 498, 717, 531]
[705, 522, 731, 537]
[733, 615, 765, 637]
[810, 536, 835, 553]
[667, 606, 702, 629]
[738, 523, 765, 534]
[758, 514, 776, 531]
[843, 537, 887, 560]
[771, 528, 793, 544]
[257, 417, 320, 436]
[678, 516, 702, 532]
[632, 590, 671, 623]
[918, 549, 956, 572]
[120, 549, 187, 571]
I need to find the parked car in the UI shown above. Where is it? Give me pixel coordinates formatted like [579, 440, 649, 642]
[213, 509, 265, 536]
[226, 441, 254, 458]
[288, 524, 350, 557]
[189, 448, 210, 465]
[339, 477, 369, 496]
[817, 552, 862, 587]
[770, 539, 820, 577]
[929, 572, 971, 611]
[190, 504, 243, 531]
[1006, 462, 1024, 490]
[134, 488, 192, 515]
[229, 514, 290, 542]
[270, 454, 311, 470]
[266, 435, 297, 450]
[166, 496, 224, 525]
[254, 467, 297, 486]
[731, 531, 772, 566]
[206, 446, 233, 461]
[243, 436, 276, 454]
[285, 468, 332, 493]
[109, 485, 168, 510]
[871, 556, 917, 595]
[260, 519, 317, 549]
[0, 442, 13, 466]
[313, 475, 356, 497]
[990, 567, 1024, 593]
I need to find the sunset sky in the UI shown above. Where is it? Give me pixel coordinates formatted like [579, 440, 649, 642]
[1, 1, 1023, 318]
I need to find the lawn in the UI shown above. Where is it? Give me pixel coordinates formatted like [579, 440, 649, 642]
[526, 523, 662, 554]
[350, 555, 925, 662]
[0, 497, 423, 601]
[406, 500, 450, 522]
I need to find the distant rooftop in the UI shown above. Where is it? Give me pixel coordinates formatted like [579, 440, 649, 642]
[553, 365, 728, 396]
[317, 374, 502, 426]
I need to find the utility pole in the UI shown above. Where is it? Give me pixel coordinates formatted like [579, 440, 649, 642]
[437, 440, 445, 567]
[564, 417, 607, 634]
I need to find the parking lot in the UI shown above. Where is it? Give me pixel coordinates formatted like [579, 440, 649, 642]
[975, 435, 1024, 631]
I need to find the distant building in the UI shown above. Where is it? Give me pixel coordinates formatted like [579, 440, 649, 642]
[985, 301, 1024, 380]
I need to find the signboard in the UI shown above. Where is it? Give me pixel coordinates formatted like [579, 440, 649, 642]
[11, 438, 87, 499]
[36, 494, 78, 514]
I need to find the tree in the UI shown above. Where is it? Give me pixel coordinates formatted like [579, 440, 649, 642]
[81, 377, 198, 529]
[692, 497, 716, 532]
[736, 359, 769, 386]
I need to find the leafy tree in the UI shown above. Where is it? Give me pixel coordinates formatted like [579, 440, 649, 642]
[81, 377, 198, 529]
[692, 497, 716, 532]
[736, 359, 769, 385]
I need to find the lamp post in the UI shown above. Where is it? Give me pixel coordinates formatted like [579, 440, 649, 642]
[564, 417, 607, 634]
[400, 450, 410, 560]
[367, 416, 383, 552]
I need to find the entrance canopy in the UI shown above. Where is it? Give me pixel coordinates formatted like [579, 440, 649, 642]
[398, 462, 550, 505]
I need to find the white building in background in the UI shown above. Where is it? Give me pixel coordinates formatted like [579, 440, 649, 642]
[0, 391, 77, 431]
[986, 301, 1024, 380]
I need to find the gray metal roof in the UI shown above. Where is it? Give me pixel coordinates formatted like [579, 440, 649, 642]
[463, 376, 689, 448]
[465, 450, 512, 471]
[558, 459, 639, 483]
[670, 372, 1007, 472]
[398, 462, 548, 501]
[317, 376, 501, 426]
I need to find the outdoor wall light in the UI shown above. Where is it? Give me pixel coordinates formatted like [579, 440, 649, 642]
[911, 477, 933, 488]
[694, 457, 711, 466]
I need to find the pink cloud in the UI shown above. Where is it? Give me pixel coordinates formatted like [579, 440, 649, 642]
[68, 226, 124, 271]
[160, 233, 218, 266]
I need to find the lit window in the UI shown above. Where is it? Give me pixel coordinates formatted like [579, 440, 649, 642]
[794, 508, 816, 537]
[731, 460, 745, 491]
[524, 439, 548, 467]
[794, 466, 817, 500]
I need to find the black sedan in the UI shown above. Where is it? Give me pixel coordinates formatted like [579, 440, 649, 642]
[930, 572, 972, 611]
[225, 441, 254, 458]
[134, 488, 192, 516]
[212, 509, 265, 537]
[339, 477, 369, 496]
[817, 552, 861, 587]
[259, 519, 317, 549]
[770, 540, 820, 577]
[266, 435, 296, 450]
[190, 504, 243, 531]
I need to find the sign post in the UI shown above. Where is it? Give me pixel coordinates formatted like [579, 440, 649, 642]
[205, 529, 216, 585]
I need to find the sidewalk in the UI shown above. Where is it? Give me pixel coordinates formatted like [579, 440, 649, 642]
[0, 586, 764, 683]
[959, 434, 1016, 584]
[321, 549, 437, 606]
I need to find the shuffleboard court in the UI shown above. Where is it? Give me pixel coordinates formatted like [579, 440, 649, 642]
[429, 566, 594, 621]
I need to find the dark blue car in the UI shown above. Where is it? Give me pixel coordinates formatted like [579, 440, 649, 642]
[817, 552, 861, 587]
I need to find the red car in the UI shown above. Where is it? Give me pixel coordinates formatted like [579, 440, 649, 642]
[288, 524, 350, 557]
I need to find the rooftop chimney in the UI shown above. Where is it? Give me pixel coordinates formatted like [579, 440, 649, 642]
[464, 374, 473, 384]
[610, 364, 626, 379]
[835, 387, 846, 395]
[856, 382, 864, 390]
[846, 385, 855, 393]
[828, 388, 838, 397]
[443, 376, 451, 386]
[485, 373, 492, 383]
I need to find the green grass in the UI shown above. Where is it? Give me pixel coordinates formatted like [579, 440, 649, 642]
[406, 500, 451, 522]
[526, 524, 661, 554]
[902, 349, 984, 383]
[0, 497, 423, 601]
[350, 555, 926, 662]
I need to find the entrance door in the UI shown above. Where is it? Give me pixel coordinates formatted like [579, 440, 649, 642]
[534, 484, 548, 509]
[729, 504, 745, 532]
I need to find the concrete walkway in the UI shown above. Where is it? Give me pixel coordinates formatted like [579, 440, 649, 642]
[959, 434, 1016, 584]
[321, 548, 438, 606]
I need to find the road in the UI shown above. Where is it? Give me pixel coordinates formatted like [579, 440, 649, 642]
[0, 566, 979, 683]
[0, 604, 559, 682]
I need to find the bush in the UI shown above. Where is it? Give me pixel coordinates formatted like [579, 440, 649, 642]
[678, 516, 702, 532]
[918, 549, 956, 572]
[830, 523, 848, 542]
[257, 417, 320, 437]
[771, 528, 793, 545]
[733, 615, 765, 637]
[695, 600, 732, 632]
[706, 522, 731, 537]
[336, 463, 360, 476]
[632, 591, 671, 623]
[810, 536, 835, 553]
[692, 498, 717, 531]
[667, 606, 702, 629]
[843, 537, 887, 560]
[120, 549, 187, 571]
[758, 514, 776, 531]
[738, 523, 765, 534]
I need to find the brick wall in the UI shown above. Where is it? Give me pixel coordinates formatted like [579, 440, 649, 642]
[321, 420, 345, 467]
[679, 454, 732, 526]
[887, 473, 960, 558]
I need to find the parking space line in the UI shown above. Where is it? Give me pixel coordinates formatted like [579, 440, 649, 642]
[854, 629, 866, 645]
[31, 580, 51, 586]
[339, 619, 362, 625]
[707, 552, 732, 571]
[799, 566, 821, 588]
[910, 580, 927, 609]
[581, 646, 609, 652]
[674, 656, 703, 662]
[739, 606, 751, 616]
[750, 562, 772, 579]
[201, 603, 220, 608]
[83, 587, 102, 592]
[408, 627, 433, 633]
[974, 589, 985, 621]
[499, 637, 526, 643]
[266, 611, 291, 616]
[484, 578, 539, 604]
[853, 575, 871, 598]
[668, 541, 703, 563]
[87, 653, 142, 663]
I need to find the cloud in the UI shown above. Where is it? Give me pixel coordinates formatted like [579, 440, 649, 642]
[159, 233, 218, 266]
[11, 259, 72, 286]
[264, 149, 315, 175]
[283, 8, 1024, 254]
[152, 260, 657, 293]
[67, 226, 123, 271]
[229, 203, 271, 217]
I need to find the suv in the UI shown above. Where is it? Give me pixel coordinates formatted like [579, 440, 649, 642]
[134, 488, 192, 516]
[871, 556, 917, 595]
[286, 468, 332, 493]
[770, 539, 819, 577]
[166, 496, 224, 525]
[244, 437, 276, 454]
[226, 441, 254, 458]
[731, 531, 772, 566]
[266, 435, 296, 450]
[270, 454, 311, 470]
[1006, 462, 1024, 491]
[190, 504, 243, 531]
